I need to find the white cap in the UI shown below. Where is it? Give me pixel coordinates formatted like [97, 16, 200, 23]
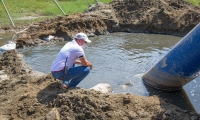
[74, 32, 91, 43]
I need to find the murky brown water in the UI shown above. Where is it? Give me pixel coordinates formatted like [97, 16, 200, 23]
[0, 33, 13, 45]
[1, 32, 200, 113]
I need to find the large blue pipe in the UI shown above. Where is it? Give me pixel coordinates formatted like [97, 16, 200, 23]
[142, 23, 200, 91]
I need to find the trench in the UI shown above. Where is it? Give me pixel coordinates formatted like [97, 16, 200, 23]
[0, 32, 200, 113]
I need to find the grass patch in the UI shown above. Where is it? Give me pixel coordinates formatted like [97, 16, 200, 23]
[0, 0, 112, 27]
[185, 0, 200, 6]
[0, 0, 199, 28]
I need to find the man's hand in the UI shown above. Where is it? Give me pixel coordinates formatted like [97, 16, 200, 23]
[79, 57, 92, 70]
[88, 64, 92, 70]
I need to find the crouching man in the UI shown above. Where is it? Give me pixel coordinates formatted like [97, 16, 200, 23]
[51, 32, 92, 89]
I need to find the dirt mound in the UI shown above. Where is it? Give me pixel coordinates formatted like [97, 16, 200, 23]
[110, 0, 200, 34]
[12, 0, 200, 48]
[53, 88, 198, 120]
[0, 50, 199, 120]
[0, 50, 31, 75]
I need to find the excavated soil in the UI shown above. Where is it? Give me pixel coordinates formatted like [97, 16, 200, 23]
[0, 0, 200, 120]
[3, 0, 199, 48]
[0, 50, 199, 120]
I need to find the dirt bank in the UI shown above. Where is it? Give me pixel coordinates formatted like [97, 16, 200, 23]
[0, 50, 199, 120]
[10, 0, 200, 48]
[0, 0, 200, 119]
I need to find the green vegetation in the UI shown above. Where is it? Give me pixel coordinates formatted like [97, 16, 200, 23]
[185, 0, 200, 6]
[0, 0, 112, 27]
[0, 0, 199, 28]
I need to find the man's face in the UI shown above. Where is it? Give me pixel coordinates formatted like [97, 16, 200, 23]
[77, 39, 87, 47]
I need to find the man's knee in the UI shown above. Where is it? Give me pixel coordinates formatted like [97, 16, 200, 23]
[84, 66, 90, 74]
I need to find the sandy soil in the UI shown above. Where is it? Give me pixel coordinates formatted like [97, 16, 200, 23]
[0, 0, 200, 120]
[0, 50, 199, 120]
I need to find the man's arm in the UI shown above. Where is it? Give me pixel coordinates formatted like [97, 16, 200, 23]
[79, 56, 92, 70]
[74, 60, 81, 64]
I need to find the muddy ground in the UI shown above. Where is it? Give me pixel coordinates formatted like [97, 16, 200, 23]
[0, 0, 200, 120]
[9, 0, 200, 48]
